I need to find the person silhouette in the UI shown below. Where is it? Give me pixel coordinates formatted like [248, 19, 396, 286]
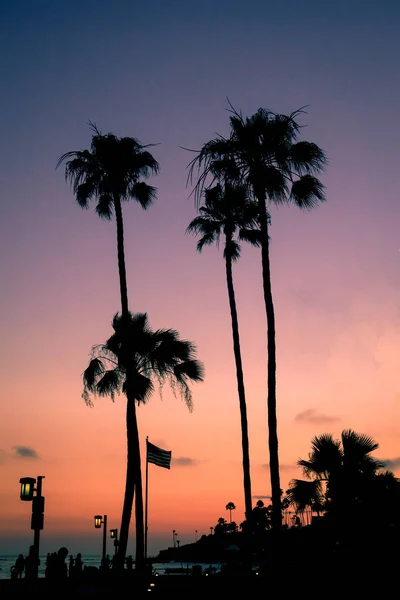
[24, 546, 40, 580]
[15, 554, 25, 578]
[68, 555, 75, 577]
[75, 553, 83, 576]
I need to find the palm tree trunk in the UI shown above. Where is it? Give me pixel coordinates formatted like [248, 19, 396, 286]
[117, 395, 136, 569]
[114, 195, 129, 317]
[257, 193, 281, 530]
[113, 194, 145, 570]
[117, 395, 145, 572]
[225, 252, 253, 522]
[133, 415, 145, 572]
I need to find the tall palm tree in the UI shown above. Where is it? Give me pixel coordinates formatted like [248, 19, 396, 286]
[57, 123, 159, 316]
[225, 502, 236, 523]
[82, 311, 204, 568]
[57, 125, 160, 568]
[186, 104, 327, 528]
[187, 182, 260, 525]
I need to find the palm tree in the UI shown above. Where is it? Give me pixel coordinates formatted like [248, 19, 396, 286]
[186, 103, 327, 528]
[294, 429, 397, 526]
[225, 501, 236, 523]
[285, 479, 324, 520]
[57, 124, 160, 568]
[57, 123, 159, 317]
[187, 182, 260, 525]
[82, 311, 204, 568]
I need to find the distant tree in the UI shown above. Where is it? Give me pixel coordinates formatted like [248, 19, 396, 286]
[187, 104, 327, 528]
[57, 125, 159, 570]
[226, 521, 238, 533]
[82, 312, 204, 566]
[252, 500, 272, 532]
[214, 517, 229, 536]
[225, 501, 237, 523]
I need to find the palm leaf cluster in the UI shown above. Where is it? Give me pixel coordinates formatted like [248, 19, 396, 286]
[287, 429, 399, 527]
[57, 122, 159, 219]
[82, 312, 204, 411]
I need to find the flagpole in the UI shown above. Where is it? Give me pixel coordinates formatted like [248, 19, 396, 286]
[144, 436, 149, 562]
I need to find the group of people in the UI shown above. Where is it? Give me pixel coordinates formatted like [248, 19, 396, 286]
[11, 549, 135, 579]
[100, 554, 134, 571]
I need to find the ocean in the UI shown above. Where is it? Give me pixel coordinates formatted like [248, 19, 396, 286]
[0, 555, 222, 580]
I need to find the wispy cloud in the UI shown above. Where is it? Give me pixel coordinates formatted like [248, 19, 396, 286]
[295, 408, 340, 424]
[260, 463, 294, 472]
[172, 457, 199, 467]
[381, 457, 400, 470]
[12, 446, 39, 459]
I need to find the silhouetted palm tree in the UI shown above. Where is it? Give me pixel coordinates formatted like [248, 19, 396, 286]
[187, 182, 260, 525]
[294, 429, 396, 526]
[57, 123, 159, 316]
[57, 125, 159, 569]
[225, 501, 237, 523]
[285, 479, 324, 518]
[82, 312, 204, 568]
[186, 103, 327, 528]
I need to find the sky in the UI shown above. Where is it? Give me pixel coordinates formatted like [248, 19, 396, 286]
[1, 0, 400, 559]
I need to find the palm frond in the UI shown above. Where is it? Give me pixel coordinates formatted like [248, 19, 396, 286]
[96, 369, 123, 399]
[124, 372, 154, 404]
[95, 194, 114, 219]
[289, 141, 328, 175]
[224, 239, 241, 262]
[82, 358, 105, 390]
[290, 175, 326, 209]
[127, 182, 158, 208]
[341, 429, 379, 455]
[238, 228, 262, 247]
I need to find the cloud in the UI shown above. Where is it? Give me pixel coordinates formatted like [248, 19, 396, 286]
[0, 449, 7, 464]
[260, 463, 294, 472]
[252, 495, 271, 500]
[172, 457, 199, 467]
[381, 457, 400, 470]
[295, 408, 340, 424]
[12, 446, 39, 459]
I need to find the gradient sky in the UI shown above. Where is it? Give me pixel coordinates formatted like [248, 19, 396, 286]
[1, 0, 400, 558]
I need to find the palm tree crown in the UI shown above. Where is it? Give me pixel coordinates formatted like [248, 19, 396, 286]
[187, 104, 327, 210]
[288, 429, 398, 526]
[57, 123, 159, 219]
[186, 182, 261, 259]
[82, 311, 205, 409]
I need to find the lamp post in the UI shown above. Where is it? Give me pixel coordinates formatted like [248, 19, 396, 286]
[172, 529, 177, 548]
[110, 528, 119, 556]
[19, 475, 45, 579]
[195, 529, 198, 542]
[94, 515, 107, 560]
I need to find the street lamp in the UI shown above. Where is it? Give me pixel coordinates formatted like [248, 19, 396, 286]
[94, 515, 107, 560]
[195, 529, 198, 542]
[172, 529, 177, 548]
[110, 528, 119, 556]
[19, 476, 45, 579]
